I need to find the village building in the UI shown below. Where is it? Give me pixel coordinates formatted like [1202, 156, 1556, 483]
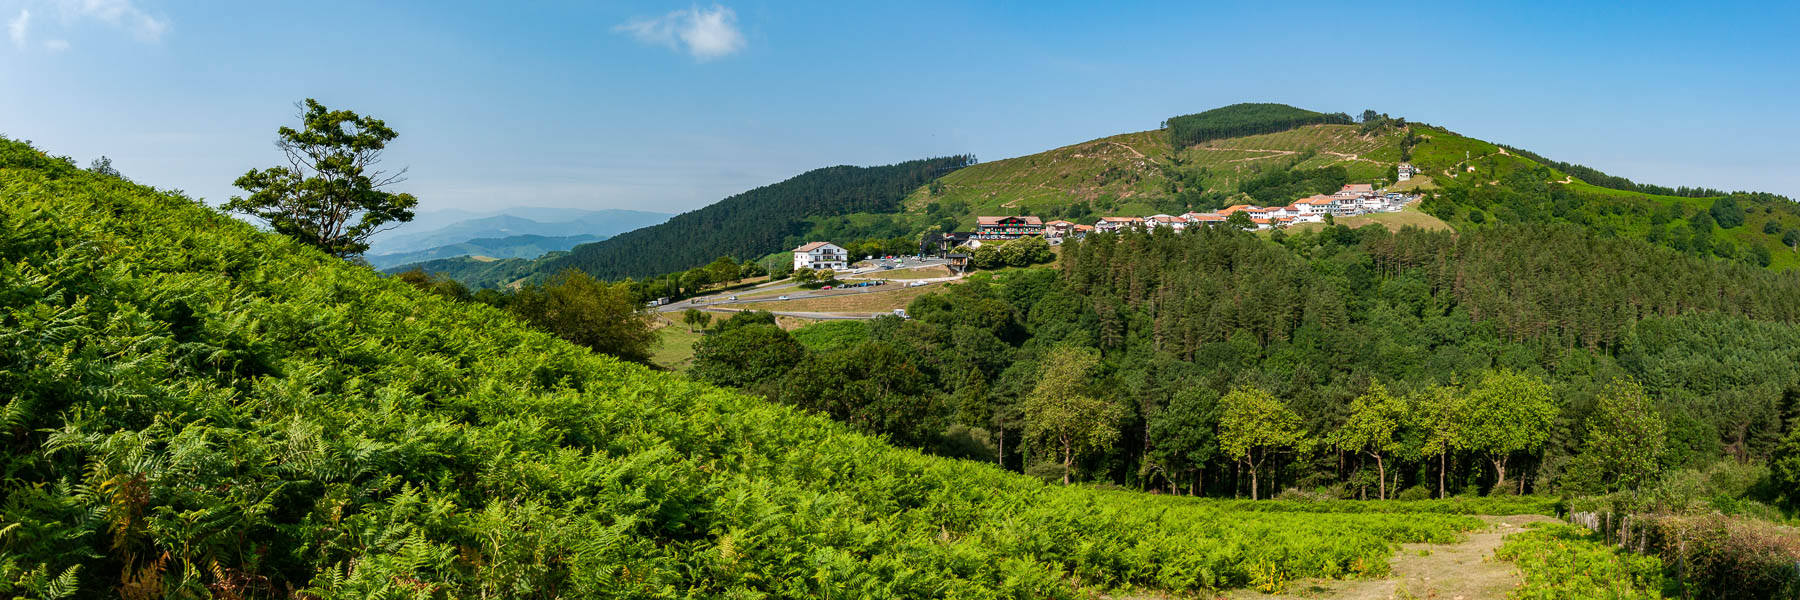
[1294, 195, 1336, 216]
[1396, 163, 1417, 181]
[1094, 216, 1144, 233]
[1147, 214, 1187, 231]
[1336, 183, 1376, 197]
[973, 216, 1045, 240]
[792, 241, 848, 271]
[1043, 220, 1076, 238]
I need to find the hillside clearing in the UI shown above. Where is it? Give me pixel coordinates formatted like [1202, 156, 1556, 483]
[650, 316, 705, 370]
[1286, 204, 1452, 234]
[751, 284, 942, 312]
[847, 265, 951, 279]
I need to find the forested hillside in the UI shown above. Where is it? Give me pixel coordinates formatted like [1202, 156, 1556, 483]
[1164, 103, 1354, 148]
[694, 224, 1800, 508]
[0, 138, 1550, 598]
[536, 155, 974, 280]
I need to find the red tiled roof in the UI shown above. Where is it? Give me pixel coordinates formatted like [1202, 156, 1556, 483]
[1099, 216, 1144, 223]
[793, 241, 837, 252]
[977, 216, 1044, 226]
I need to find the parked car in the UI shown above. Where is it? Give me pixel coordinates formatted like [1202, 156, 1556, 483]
[821, 285, 833, 290]
[908, 281, 930, 287]
[892, 309, 910, 319]
[727, 295, 737, 301]
[777, 295, 789, 300]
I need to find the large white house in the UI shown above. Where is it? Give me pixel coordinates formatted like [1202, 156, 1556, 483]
[1397, 163, 1417, 182]
[792, 241, 848, 271]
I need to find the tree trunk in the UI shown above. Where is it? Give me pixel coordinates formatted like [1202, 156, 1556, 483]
[1439, 451, 1447, 499]
[1248, 453, 1262, 500]
[996, 424, 1005, 469]
[1061, 435, 1073, 486]
[1374, 453, 1387, 500]
[1194, 465, 1203, 497]
[1492, 455, 1508, 491]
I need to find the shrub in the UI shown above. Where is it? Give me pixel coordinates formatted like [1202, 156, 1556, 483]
[1395, 486, 1432, 501]
[1494, 523, 1667, 599]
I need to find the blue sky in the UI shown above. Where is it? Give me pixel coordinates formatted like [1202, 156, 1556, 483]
[4, 1, 1797, 214]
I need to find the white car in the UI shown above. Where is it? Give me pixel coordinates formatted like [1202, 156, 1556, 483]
[777, 295, 789, 300]
[907, 281, 930, 287]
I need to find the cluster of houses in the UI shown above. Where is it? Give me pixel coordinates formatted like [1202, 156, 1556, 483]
[953, 184, 1420, 246]
[801, 178, 1426, 265]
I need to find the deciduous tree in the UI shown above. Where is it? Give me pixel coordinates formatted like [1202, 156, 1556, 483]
[509, 269, 657, 363]
[226, 99, 419, 257]
[1330, 382, 1407, 499]
[1409, 385, 1464, 499]
[1218, 387, 1310, 500]
[1457, 370, 1556, 492]
[1567, 379, 1667, 493]
[1023, 346, 1122, 485]
[692, 325, 804, 389]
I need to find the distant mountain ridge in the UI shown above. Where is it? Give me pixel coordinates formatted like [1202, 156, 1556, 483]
[365, 233, 604, 269]
[368, 207, 669, 256]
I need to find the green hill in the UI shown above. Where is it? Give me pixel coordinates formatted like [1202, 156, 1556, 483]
[894, 107, 1800, 271]
[382, 253, 545, 289]
[538, 156, 975, 281]
[0, 138, 1520, 598]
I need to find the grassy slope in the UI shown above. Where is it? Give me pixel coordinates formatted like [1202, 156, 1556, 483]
[0, 138, 1493, 598]
[1285, 203, 1452, 235]
[1408, 126, 1800, 271]
[897, 124, 1406, 224]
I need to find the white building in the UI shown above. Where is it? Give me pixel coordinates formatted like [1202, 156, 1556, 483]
[1094, 216, 1145, 233]
[792, 241, 848, 271]
[1397, 163, 1417, 182]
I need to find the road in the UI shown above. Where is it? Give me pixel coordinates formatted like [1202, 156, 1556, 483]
[654, 257, 959, 319]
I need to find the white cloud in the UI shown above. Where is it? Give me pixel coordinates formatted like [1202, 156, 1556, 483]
[8, 9, 28, 48]
[43, 38, 67, 51]
[615, 4, 745, 61]
[54, 0, 169, 42]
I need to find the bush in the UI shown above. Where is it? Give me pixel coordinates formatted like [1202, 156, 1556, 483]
[1395, 486, 1432, 501]
[1639, 515, 1800, 599]
[1494, 523, 1667, 599]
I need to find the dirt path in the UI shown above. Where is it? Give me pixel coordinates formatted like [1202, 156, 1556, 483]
[1218, 514, 1557, 600]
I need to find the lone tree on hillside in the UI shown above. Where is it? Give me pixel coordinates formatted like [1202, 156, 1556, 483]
[226, 99, 419, 257]
[1218, 387, 1310, 500]
[682, 308, 711, 332]
[1024, 346, 1122, 485]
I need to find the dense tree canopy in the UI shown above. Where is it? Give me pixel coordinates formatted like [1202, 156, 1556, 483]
[538, 155, 974, 279]
[1165, 103, 1354, 148]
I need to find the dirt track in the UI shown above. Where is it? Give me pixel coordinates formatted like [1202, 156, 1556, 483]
[1219, 514, 1558, 600]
